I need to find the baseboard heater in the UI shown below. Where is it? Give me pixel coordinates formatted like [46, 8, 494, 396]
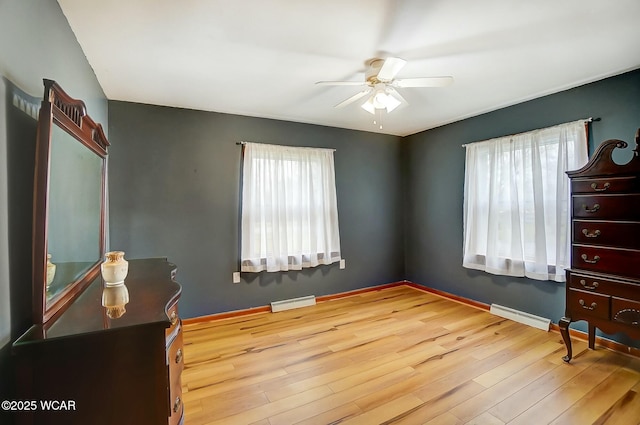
[271, 295, 316, 313]
[490, 304, 550, 331]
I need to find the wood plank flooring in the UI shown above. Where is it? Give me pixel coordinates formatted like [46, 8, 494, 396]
[181, 286, 640, 425]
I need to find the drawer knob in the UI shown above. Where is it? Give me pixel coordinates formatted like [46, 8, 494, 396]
[579, 299, 597, 310]
[173, 396, 181, 413]
[581, 229, 601, 238]
[579, 279, 599, 290]
[170, 310, 179, 326]
[590, 182, 610, 192]
[581, 254, 600, 264]
[175, 348, 183, 364]
[582, 203, 600, 213]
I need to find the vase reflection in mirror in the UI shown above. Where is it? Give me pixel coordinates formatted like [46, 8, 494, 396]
[101, 251, 130, 319]
[46, 253, 56, 291]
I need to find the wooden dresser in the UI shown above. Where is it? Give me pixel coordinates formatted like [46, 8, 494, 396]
[559, 129, 640, 362]
[12, 258, 184, 425]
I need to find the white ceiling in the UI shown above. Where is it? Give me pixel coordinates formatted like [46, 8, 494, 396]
[57, 0, 640, 137]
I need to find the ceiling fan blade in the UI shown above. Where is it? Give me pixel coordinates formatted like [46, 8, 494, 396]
[377, 57, 406, 81]
[334, 89, 371, 108]
[315, 81, 367, 86]
[393, 76, 454, 88]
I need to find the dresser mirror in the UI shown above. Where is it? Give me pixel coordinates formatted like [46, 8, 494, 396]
[33, 79, 109, 325]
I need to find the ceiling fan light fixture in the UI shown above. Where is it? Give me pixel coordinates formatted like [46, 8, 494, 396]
[383, 93, 401, 112]
[361, 98, 376, 114]
[361, 89, 401, 114]
[373, 92, 388, 108]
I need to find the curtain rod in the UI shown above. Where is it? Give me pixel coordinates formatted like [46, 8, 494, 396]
[236, 141, 336, 151]
[461, 117, 601, 148]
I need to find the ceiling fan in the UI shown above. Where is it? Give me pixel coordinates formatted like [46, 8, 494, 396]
[316, 57, 453, 116]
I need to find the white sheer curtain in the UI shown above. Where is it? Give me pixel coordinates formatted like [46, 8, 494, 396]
[241, 142, 341, 272]
[463, 120, 589, 282]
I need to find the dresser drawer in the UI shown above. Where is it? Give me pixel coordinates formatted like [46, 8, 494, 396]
[567, 270, 640, 297]
[571, 176, 639, 194]
[169, 395, 183, 425]
[167, 326, 184, 373]
[572, 194, 640, 220]
[166, 301, 180, 340]
[168, 328, 184, 425]
[611, 297, 640, 327]
[573, 220, 640, 249]
[568, 272, 620, 295]
[567, 288, 610, 320]
[572, 245, 640, 278]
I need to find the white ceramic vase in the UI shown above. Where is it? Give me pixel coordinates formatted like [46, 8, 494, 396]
[101, 251, 129, 284]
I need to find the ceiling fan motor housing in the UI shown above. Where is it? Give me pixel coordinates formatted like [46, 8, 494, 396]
[365, 59, 387, 83]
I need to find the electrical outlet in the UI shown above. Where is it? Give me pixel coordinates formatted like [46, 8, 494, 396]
[339, 259, 346, 269]
[232, 272, 241, 283]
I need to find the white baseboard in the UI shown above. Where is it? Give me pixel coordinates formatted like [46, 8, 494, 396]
[271, 295, 316, 312]
[490, 304, 550, 331]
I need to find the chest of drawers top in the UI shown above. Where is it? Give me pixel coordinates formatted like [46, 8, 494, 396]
[567, 135, 640, 184]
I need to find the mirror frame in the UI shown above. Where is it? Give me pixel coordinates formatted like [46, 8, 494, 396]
[32, 79, 109, 325]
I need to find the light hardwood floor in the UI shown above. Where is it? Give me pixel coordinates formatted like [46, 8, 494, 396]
[181, 285, 640, 425]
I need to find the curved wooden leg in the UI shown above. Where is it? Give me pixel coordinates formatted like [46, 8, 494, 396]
[588, 323, 596, 349]
[559, 316, 573, 363]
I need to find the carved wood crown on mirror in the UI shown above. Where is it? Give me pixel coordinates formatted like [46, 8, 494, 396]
[32, 79, 109, 325]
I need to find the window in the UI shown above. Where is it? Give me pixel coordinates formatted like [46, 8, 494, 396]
[241, 142, 341, 272]
[463, 120, 589, 282]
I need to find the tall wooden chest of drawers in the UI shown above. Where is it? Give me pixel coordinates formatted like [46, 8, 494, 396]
[559, 129, 640, 362]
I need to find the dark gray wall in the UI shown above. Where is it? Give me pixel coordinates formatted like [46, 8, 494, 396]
[108, 102, 405, 319]
[404, 69, 640, 346]
[0, 0, 107, 406]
